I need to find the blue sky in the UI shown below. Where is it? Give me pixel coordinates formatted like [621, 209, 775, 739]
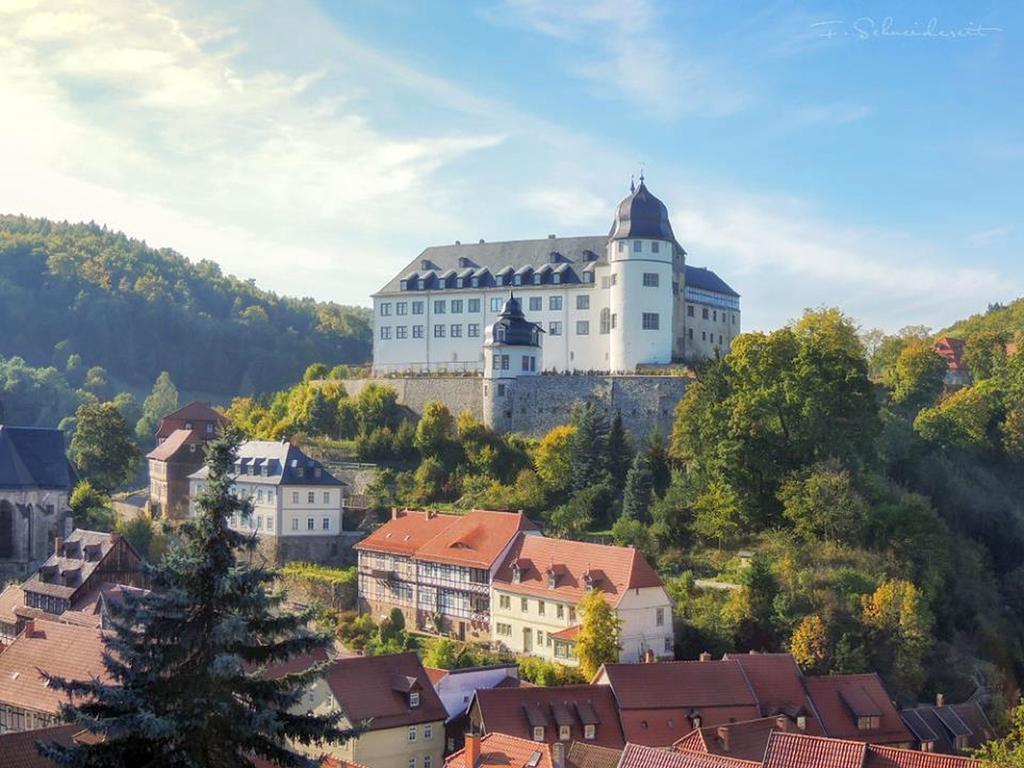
[0, 0, 1019, 333]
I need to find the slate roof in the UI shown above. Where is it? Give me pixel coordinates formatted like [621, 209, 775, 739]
[324, 652, 446, 733]
[188, 440, 344, 487]
[0, 426, 76, 490]
[900, 702, 994, 754]
[492, 535, 664, 608]
[802, 675, 911, 745]
[20, 530, 132, 602]
[445, 733, 553, 768]
[0, 619, 110, 715]
[609, 180, 677, 242]
[685, 266, 740, 298]
[618, 743, 759, 768]
[472, 685, 625, 748]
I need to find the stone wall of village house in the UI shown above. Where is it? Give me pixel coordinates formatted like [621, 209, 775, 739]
[339, 374, 688, 439]
[0, 490, 71, 584]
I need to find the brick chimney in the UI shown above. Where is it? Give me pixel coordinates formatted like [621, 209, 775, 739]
[699, 651, 712, 662]
[717, 726, 730, 753]
[465, 733, 481, 768]
[54, 536, 64, 557]
[23, 619, 34, 638]
[936, 693, 945, 707]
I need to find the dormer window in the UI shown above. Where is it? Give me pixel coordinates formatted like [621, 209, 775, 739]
[583, 572, 594, 591]
[185, 422, 193, 430]
[512, 564, 522, 584]
[532, 726, 544, 742]
[547, 571, 557, 589]
[400, 279, 408, 290]
[584, 724, 596, 740]
[472, 277, 480, 287]
[533, 273, 542, 285]
[410, 691, 420, 708]
[558, 725, 570, 741]
[796, 715, 807, 730]
[296, 467, 304, 478]
[857, 716, 880, 731]
[692, 716, 702, 729]
[418, 279, 427, 290]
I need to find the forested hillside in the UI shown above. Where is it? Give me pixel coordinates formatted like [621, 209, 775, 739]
[943, 298, 1024, 340]
[0, 215, 371, 396]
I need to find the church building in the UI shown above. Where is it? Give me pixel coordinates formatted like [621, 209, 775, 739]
[371, 178, 740, 374]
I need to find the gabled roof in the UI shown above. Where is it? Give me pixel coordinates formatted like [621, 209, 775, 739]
[900, 702, 994, 754]
[189, 440, 344, 487]
[598, 659, 758, 710]
[802, 675, 911, 745]
[674, 717, 791, 763]
[324, 652, 446, 732]
[445, 733, 553, 768]
[493, 535, 664, 607]
[864, 744, 979, 768]
[472, 685, 625, 748]
[724, 653, 817, 729]
[0, 619, 110, 715]
[762, 731, 867, 768]
[21, 529, 138, 602]
[146, 428, 203, 461]
[0, 724, 85, 768]
[413, 510, 538, 569]
[618, 743, 759, 768]
[354, 510, 460, 557]
[0, 426, 76, 490]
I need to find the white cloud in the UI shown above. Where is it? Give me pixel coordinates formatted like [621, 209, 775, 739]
[967, 224, 1013, 246]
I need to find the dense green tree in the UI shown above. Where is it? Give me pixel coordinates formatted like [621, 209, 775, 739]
[964, 330, 1010, 381]
[41, 433, 353, 766]
[305, 388, 336, 436]
[914, 380, 1003, 450]
[548, 483, 613, 538]
[861, 579, 934, 697]
[621, 452, 654, 524]
[82, 366, 112, 400]
[778, 461, 868, 545]
[886, 338, 948, 409]
[414, 402, 459, 465]
[70, 401, 140, 493]
[691, 479, 747, 548]
[645, 431, 671, 498]
[69, 481, 115, 532]
[606, 412, 633, 493]
[135, 371, 179, 442]
[534, 425, 575, 497]
[975, 701, 1024, 767]
[790, 614, 828, 673]
[568, 402, 609, 493]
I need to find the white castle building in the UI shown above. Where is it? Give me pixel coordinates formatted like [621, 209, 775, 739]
[371, 178, 740, 375]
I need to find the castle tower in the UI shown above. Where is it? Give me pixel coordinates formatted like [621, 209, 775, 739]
[482, 292, 543, 432]
[607, 176, 677, 372]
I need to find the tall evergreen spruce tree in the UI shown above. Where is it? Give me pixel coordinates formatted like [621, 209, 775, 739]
[621, 451, 654, 524]
[569, 403, 610, 493]
[605, 412, 633, 494]
[41, 432, 352, 767]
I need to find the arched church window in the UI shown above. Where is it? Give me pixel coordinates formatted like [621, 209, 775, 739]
[0, 500, 14, 559]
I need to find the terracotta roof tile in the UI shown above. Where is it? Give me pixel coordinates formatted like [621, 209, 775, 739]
[425, 666, 449, 685]
[473, 685, 625, 748]
[804, 675, 911, 744]
[675, 717, 795, 763]
[599, 660, 757, 710]
[0, 724, 81, 768]
[445, 733, 553, 768]
[0, 619, 110, 715]
[865, 744, 979, 768]
[354, 511, 460, 557]
[325, 652, 446, 732]
[619, 743, 760, 768]
[493, 536, 663, 607]
[413, 510, 539, 569]
[724, 653, 821, 733]
[146, 428, 202, 461]
[566, 741, 623, 768]
[762, 731, 867, 768]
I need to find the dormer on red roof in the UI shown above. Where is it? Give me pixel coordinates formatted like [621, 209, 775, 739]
[802, 675, 912, 746]
[723, 653, 821, 734]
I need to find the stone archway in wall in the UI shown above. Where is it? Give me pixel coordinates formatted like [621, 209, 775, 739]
[0, 500, 14, 559]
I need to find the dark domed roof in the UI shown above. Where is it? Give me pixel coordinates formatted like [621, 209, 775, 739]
[609, 178, 675, 242]
[489, 292, 542, 347]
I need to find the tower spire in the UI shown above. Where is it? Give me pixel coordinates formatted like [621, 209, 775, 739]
[629, 174, 635, 193]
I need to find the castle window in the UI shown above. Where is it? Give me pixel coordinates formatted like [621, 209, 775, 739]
[652, 241, 660, 253]
[643, 272, 659, 287]
[434, 300, 446, 314]
[380, 327, 391, 340]
[549, 321, 562, 336]
[497, 384, 506, 397]
[396, 301, 407, 315]
[687, 305, 694, 317]
[549, 296, 562, 311]
[576, 321, 589, 336]
[713, 310, 717, 321]
[719, 335, 724, 345]
[633, 240, 642, 252]
[413, 325, 424, 338]
[396, 326, 407, 339]
[434, 325, 446, 338]
[412, 301, 424, 315]
[0, 501, 12, 559]
[529, 297, 542, 311]
[576, 295, 589, 310]
[468, 324, 480, 337]
[617, 241, 624, 253]
[702, 307, 709, 319]
[702, 331, 707, 341]
[522, 355, 531, 372]
[490, 297, 503, 311]
[451, 299, 463, 313]
[688, 328, 694, 340]
[380, 303, 391, 316]
[468, 299, 481, 313]
[642, 313, 659, 330]
[600, 308, 611, 335]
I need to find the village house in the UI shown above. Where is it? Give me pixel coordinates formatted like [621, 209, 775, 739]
[355, 509, 538, 640]
[0, 426, 76, 584]
[467, 684, 625, 749]
[424, 663, 523, 754]
[0, 619, 110, 734]
[146, 400, 228, 518]
[302, 652, 447, 768]
[933, 337, 971, 386]
[801, 674, 912, 747]
[900, 695, 995, 755]
[0, 529, 144, 644]
[490, 536, 674, 665]
[188, 439, 346, 539]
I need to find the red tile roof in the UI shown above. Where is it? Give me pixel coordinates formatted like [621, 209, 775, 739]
[933, 338, 967, 373]
[493, 535, 664, 607]
[0, 619, 110, 715]
[725, 654, 820, 733]
[762, 732, 868, 768]
[619, 743, 760, 768]
[674, 718, 791, 763]
[598, 660, 758, 710]
[865, 745, 979, 768]
[473, 685, 625, 749]
[354, 510, 461, 557]
[566, 741, 624, 768]
[324, 652, 447, 733]
[0, 724, 82, 768]
[146, 428, 202, 461]
[0, 583, 23, 625]
[155, 401, 228, 440]
[803, 675, 911, 745]
[445, 733, 553, 768]
[413, 510, 538, 569]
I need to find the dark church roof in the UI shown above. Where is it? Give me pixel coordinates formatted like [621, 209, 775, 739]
[608, 179, 676, 242]
[489, 293, 543, 347]
[0, 426, 76, 490]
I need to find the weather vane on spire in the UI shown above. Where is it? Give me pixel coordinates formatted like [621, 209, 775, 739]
[638, 161, 645, 184]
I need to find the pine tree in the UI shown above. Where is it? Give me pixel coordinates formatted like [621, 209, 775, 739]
[645, 430, 671, 497]
[621, 451, 654, 524]
[41, 432, 353, 767]
[568, 403, 609, 493]
[605, 412, 633, 494]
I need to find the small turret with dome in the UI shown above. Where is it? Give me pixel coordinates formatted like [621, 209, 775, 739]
[482, 292, 543, 431]
[609, 173, 676, 243]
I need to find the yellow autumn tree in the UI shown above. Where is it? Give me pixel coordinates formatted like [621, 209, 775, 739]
[533, 424, 576, 495]
[574, 590, 621, 680]
[861, 579, 933, 696]
[790, 614, 829, 673]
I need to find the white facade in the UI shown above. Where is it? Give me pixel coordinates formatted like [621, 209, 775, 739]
[608, 237, 675, 371]
[189, 477, 344, 537]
